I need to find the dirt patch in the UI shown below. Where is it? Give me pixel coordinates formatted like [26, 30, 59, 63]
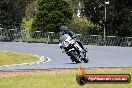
[0, 69, 77, 78]
[0, 68, 131, 78]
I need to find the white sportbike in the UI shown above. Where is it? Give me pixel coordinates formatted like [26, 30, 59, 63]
[59, 34, 88, 63]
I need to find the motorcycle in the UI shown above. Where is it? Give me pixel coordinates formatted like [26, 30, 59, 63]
[59, 34, 88, 63]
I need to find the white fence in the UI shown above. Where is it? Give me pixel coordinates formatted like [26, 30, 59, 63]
[0, 30, 132, 47]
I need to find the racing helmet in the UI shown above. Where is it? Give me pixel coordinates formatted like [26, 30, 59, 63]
[60, 25, 68, 33]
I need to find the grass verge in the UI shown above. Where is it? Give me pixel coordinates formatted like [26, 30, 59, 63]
[0, 51, 39, 66]
[0, 68, 132, 88]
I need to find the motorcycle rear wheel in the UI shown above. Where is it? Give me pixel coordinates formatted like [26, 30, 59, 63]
[82, 58, 89, 63]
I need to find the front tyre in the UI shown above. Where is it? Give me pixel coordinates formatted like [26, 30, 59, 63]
[69, 51, 81, 63]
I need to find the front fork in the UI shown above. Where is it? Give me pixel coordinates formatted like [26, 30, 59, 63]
[73, 45, 85, 60]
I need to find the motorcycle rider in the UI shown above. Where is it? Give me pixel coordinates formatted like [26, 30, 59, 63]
[59, 25, 87, 61]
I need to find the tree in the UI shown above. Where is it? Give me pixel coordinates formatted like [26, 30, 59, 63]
[108, 0, 132, 37]
[84, 0, 104, 24]
[31, 0, 73, 32]
[0, 0, 31, 29]
[68, 17, 95, 35]
[25, 0, 37, 20]
[71, 0, 85, 17]
[84, 0, 132, 37]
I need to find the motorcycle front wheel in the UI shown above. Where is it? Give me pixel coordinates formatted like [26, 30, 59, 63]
[69, 51, 81, 63]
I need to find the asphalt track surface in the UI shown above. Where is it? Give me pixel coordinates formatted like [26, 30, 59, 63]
[0, 42, 132, 71]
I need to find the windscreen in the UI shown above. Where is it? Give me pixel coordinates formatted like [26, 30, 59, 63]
[60, 34, 70, 42]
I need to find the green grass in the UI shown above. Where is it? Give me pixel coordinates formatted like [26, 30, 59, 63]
[0, 68, 132, 88]
[0, 51, 39, 65]
[22, 18, 33, 30]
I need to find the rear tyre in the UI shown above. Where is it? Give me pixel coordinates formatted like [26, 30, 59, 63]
[82, 51, 89, 63]
[69, 51, 81, 63]
[83, 58, 88, 63]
